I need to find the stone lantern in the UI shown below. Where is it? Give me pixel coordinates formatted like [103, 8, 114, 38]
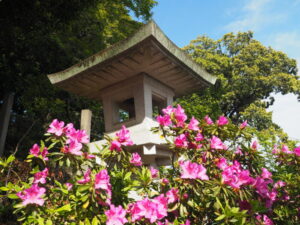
[47, 21, 216, 167]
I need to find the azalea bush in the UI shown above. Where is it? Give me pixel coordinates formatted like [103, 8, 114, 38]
[1, 105, 300, 224]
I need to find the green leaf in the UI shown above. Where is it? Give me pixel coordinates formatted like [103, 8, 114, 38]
[46, 219, 53, 225]
[92, 217, 100, 225]
[55, 204, 71, 213]
[215, 214, 226, 221]
[7, 193, 19, 199]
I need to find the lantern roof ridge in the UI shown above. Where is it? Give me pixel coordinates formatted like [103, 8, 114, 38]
[47, 20, 216, 99]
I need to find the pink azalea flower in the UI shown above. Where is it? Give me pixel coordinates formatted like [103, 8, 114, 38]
[162, 178, 169, 184]
[110, 140, 122, 151]
[95, 169, 112, 198]
[47, 119, 65, 136]
[17, 184, 46, 206]
[216, 157, 228, 170]
[41, 148, 49, 161]
[130, 152, 142, 166]
[33, 168, 48, 184]
[175, 134, 188, 148]
[116, 125, 133, 146]
[282, 145, 293, 154]
[274, 180, 286, 189]
[216, 116, 228, 126]
[251, 141, 258, 150]
[67, 129, 89, 144]
[210, 136, 225, 150]
[272, 145, 281, 155]
[162, 105, 174, 115]
[84, 152, 96, 159]
[29, 144, 48, 161]
[256, 214, 273, 225]
[65, 183, 73, 191]
[220, 161, 253, 189]
[129, 195, 168, 223]
[239, 120, 248, 129]
[65, 139, 83, 156]
[179, 160, 209, 180]
[261, 168, 272, 179]
[235, 146, 243, 155]
[156, 115, 172, 127]
[77, 169, 91, 184]
[204, 115, 214, 125]
[294, 146, 300, 156]
[188, 117, 199, 131]
[166, 188, 179, 204]
[29, 144, 40, 157]
[150, 167, 159, 178]
[174, 105, 187, 127]
[105, 204, 128, 225]
[195, 132, 204, 142]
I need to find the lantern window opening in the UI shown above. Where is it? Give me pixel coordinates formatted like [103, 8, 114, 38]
[117, 97, 136, 123]
[152, 93, 167, 118]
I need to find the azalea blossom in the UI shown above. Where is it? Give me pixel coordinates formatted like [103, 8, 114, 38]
[105, 204, 128, 225]
[130, 152, 142, 166]
[47, 119, 65, 136]
[235, 146, 243, 155]
[162, 105, 174, 115]
[216, 116, 228, 126]
[282, 145, 293, 154]
[95, 169, 112, 199]
[129, 195, 168, 223]
[174, 105, 187, 127]
[188, 116, 199, 131]
[210, 136, 226, 150]
[110, 126, 133, 151]
[65, 139, 83, 156]
[179, 160, 209, 180]
[261, 168, 272, 179]
[33, 168, 49, 184]
[150, 167, 159, 178]
[204, 115, 213, 125]
[175, 134, 188, 148]
[166, 188, 179, 204]
[239, 120, 248, 129]
[156, 115, 172, 127]
[219, 160, 253, 189]
[251, 141, 258, 150]
[195, 132, 204, 142]
[67, 128, 89, 144]
[77, 169, 91, 184]
[65, 183, 73, 191]
[17, 184, 46, 206]
[294, 146, 300, 156]
[29, 144, 48, 160]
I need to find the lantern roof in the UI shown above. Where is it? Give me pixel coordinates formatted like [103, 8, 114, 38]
[48, 20, 216, 100]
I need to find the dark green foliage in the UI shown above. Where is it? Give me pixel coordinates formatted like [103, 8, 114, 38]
[0, 0, 157, 157]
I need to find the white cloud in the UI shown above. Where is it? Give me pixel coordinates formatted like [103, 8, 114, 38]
[225, 0, 285, 32]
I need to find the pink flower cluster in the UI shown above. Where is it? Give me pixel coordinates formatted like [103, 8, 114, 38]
[256, 214, 273, 225]
[217, 158, 253, 189]
[130, 152, 142, 166]
[179, 160, 209, 180]
[156, 105, 188, 128]
[110, 125, 133, 151]
[272, 144, 300, 156]
[47, 119, 90, 156]
[252, 168, 287, 208]
[210, 136, 227, 150]
[29, 144, 49, 161]
[17, 184, 46, 206]
[129, 194, 168, 223]
[33, 168, 48, 184]
[105, 204, 128, 225]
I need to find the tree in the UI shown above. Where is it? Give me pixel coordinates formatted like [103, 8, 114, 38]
[177, 32, 299, 145]
[0, 0, 157, 156]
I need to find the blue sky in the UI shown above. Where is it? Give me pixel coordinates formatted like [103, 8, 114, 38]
[150, 0, 300, 139]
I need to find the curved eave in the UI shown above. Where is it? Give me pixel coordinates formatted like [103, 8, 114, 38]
[48, 21, 216, 89]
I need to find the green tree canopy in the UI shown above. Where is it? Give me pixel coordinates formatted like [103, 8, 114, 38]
[0, 0, 157, 156]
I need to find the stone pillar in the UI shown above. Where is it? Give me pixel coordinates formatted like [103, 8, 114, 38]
[80, 109, 92, 142]
[0, 93, 14, 156]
